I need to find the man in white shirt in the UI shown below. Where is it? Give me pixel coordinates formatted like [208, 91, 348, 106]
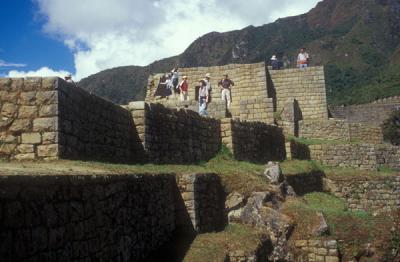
[297, 48, 309, 68]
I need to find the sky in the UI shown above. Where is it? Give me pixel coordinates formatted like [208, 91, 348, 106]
[0, 0, 320, 80]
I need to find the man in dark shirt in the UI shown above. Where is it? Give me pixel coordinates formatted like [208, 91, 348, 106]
[218, 74, 234, 108]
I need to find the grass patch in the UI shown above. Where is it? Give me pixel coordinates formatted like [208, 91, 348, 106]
[280, 160, 322, 175]
[0, 146, 268, 196]
[183, 223, 268, 262]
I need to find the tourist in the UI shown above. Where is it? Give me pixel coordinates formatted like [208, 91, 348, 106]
[297, 48, 310, 68]
[171, 68, 180, 93]
[204, 73, 212, 102]
[64, 73, 75, 85]
[179, 76, 189, 101]
[218, 74, 234, 108]
[270, 55, 282, 70]
[198, 79, 209, 116]
[163, 73, 173, 98]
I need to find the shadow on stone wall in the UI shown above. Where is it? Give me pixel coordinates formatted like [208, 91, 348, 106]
[58, 80, 146, 163]
[0, 173, 228, 262]
[285, 171, 325, 196]
[231, 120, 286, 163]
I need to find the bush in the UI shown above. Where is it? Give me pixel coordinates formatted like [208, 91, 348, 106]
[382, 110, 400, 145]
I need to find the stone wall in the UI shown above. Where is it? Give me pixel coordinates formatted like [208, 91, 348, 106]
[298, 120, 384, 144]
[348, 123, 383, 144]
[148, 99, 227, 119]
[0, 77, 61, 160]
[221, 118, 286, 163]
[375, 144, 400, 170]
[146, 63, 272, 121]
[309, 144, 378, 171]
[324, 176, 400, 212]
[239, 95, 274, 124]
[294, 239, 339, 262]
[268, 67, 328, 121]
[329, 96, 400, 125]
[299, 119, 350, 141]
[0, 77, 145, 162]
[0, 174, 176, 262]
[57, 80, 145, 162]
[176, 174, 226, 233]
[128, 102, 221, 163]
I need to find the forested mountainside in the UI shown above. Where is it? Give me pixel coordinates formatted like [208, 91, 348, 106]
[79, 0, 400, 105]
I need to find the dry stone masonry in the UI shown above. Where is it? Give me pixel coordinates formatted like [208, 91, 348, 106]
[324, 176, 400, 212]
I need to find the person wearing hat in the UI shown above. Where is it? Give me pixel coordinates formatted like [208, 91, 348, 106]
[198, 79, 209, 116]
[64, 73, 76, 85]
[179, 76, 189, 101]
[218, 74, 234, 108]
[270, 55, 281, 70]
[171, 68, 180, 93]
[203, 73, 212, 102]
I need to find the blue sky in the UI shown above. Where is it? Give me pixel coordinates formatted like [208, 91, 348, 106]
[0, 0, 74, 77]
[0, 0, 320, 80]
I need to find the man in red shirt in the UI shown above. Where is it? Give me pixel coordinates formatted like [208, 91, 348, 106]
[218, 74, 234, 108]
[179, 76, 189, 101]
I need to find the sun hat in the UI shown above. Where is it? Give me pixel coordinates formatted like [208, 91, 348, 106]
[182, 76, 188, 79]
[205, 73, 211, 78]
[271, 55, 277, 60]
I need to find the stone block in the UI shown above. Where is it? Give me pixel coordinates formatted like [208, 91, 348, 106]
[21, 133, 42, 144]
[1, 103, 18, 118]
[33, 117, 58, 132]
[36, 91, 57, 105]
[42, 132, 58, 144]
[19, 92, 36, 105]
[14, 153, 36, 160]
[23, 77, 42, 91]
[41, 77, 58, 90]
[18, 106, 38, 118]
[9, 119, 32, 132]
[17, 144, 35, 153]
[37, 144, 59, 157]
[39, 104, 58, 117]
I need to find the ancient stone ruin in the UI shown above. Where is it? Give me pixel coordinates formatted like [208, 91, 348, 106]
[0, 62, 399, 261]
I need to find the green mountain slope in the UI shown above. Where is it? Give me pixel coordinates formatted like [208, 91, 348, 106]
[78, 0, 400, 105]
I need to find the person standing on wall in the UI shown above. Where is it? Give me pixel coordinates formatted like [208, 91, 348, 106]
[270, 55, 282, 70]
[171, 68, 180, 94]
[204, 73, 212, 102]
[218, 74, 234, 108]
[64, 73, 76, 85]
[162, 73, 173, 99]
[179, 76, 189, 101]
[297, 48, 310, 68]
[198, 79, 209, 116]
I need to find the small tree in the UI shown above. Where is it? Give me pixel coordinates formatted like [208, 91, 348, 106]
[382, 110, 400, 145]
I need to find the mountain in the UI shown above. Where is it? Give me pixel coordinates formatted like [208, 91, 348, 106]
[78, 0, 400, 106]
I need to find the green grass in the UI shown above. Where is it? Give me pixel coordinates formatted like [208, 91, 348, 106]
[183, 223, 268, 262]
[280, 160, 322, 175]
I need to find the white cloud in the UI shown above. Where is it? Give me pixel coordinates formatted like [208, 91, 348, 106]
[7, 67, 71, 78]
[0, 59, 26, 68]
[34, 0, 320, 80]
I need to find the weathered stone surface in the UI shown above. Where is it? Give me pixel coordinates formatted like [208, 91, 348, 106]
[14, 153, 36, 160]
[37, 144, 59, 157]
[36, 91, 57, 105]
[33, 117, 58, 132]
[19, 91, 36, 105]
[39, 104, 58, 117]
[0, 143, 17, 154]
[1, 103, 18, 117]
[23, 77, 42, 91]
[42, 132, 58, 144]
[17, 144, 35, 154]
[263, 161, 283, 184]
[225, 191, 244, 212]
[9, 119, 32, 132]
[21, 133, 41, 144]
[312, 212, 329, 236]
[18, 106, 38, 118]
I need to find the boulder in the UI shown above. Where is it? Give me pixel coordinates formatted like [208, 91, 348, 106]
[263, 161, 283, 184]
[225, 191, 245, 212]
[312, 212, 329, 236]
